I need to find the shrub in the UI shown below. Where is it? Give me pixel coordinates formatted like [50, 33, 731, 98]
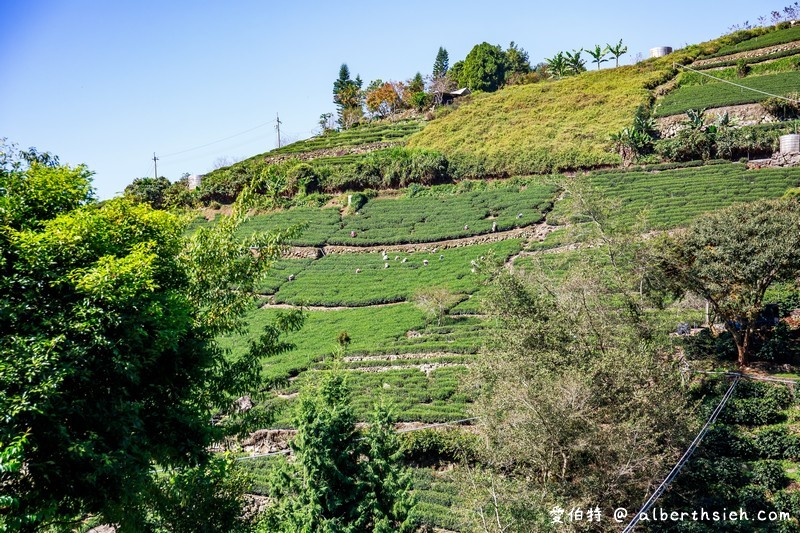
[655, 128, 716, 161]
[701, 425, 756, 459]
[753, 426, 800, 460]
[757, 323, 800, 364]
[723, 397, 786, 426]
[750, 460, 787, 491]
[286, 163, 320, 195]
[349, 192, 370, 211]
[399, 429, 480, 465]
[738, 484, 773, 515]
[763, 92, 800, 119]
[736, 59, 750, 78]
[773, 489, 800, 517]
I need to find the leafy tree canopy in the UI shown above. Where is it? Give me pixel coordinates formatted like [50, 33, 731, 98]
[0, 145, 302, 530]
[655, 198, 800, 366]
[460, 42, 508, 92]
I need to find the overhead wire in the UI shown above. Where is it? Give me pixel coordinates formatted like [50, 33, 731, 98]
[674, 63, 800, 104]
[158, 117, 279, 159]
[623, 372, 741, 532]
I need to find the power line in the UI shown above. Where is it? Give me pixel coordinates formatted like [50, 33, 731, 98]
[623, 373, 740, 533]
[159, 118, 279, 159]
[674, 63, 800, 104]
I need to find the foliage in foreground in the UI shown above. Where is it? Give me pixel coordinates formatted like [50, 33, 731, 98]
[257, 371, 416, 532]
[467, 194, 694, 530]
[0, 148, 301, 530]
[654, 198, 800, 366]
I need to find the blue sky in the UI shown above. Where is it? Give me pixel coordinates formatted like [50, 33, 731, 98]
[0, 0, 776, 198]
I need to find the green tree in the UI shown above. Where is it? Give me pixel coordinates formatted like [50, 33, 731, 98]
[124, 175, 172, 209]
[606, 39, 628, 67]
[448, 60, 465, 87]
[587, 44, 609, 70]
[655, 198, 800, 366]
[413, 286, 460, 326]
[0, 146, 303, 529]
[259, 372, 416, 532]
[504, 41, 531, 80]
[333, 63, 364, 129]
[433, 46, 449, 78]
[460, 42, 508, 92]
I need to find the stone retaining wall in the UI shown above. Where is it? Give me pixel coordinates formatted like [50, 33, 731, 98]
[747, 151, 800, 169]
[656, 103, 777, 137]
[692, 41, 800, 68]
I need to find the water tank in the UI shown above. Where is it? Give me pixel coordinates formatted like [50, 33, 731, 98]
[188, 174, 202, 190]
[649, 46, 673, 58]
[780, 134, 800, 154]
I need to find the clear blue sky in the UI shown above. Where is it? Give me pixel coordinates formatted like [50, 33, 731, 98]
[0, 0, 774, 199]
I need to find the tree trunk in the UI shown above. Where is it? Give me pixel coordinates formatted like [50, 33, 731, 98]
[736, 327, 751, 367]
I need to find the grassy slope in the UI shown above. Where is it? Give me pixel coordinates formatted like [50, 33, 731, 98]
[407, 63, 670, 175]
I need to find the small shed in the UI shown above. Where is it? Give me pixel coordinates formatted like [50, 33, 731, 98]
[441, 88, 472, 105]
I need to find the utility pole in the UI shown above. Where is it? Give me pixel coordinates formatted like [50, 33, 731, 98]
[275, 113, 282, 148]
[152, 152, 159, 179]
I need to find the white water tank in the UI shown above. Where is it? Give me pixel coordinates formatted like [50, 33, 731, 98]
[649, 46, 673, 58]
[780, 134, 800, 153]
[188, 174, 202, 190]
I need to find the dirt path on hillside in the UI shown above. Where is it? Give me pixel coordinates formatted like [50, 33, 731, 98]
[259, 300, 407, 311]
[342, 352, 466, 363]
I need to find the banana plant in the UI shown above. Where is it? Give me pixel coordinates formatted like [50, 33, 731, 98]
[564, 49, 586, 75]
[606, 39, 628, 68]
[587, 44, 609, 70]
[545, 52, 568, 79]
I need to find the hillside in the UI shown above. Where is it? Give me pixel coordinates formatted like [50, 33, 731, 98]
[407, 63, 669, 174]
[132, 20, 800, 533]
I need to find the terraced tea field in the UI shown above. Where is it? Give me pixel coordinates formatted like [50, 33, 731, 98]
[328, 184, 556, 245]
[273, 240, 521, 306]
[654, 71, 800, 116]
[201, 180, 558, 248]
[269, 120, 424, 155]
[552, 163, 800, 229]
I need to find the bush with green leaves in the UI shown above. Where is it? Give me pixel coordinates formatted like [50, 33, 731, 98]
[257, 372, 417, 532]
[400, 428, 480, 465]
[750, 460, 787, 492]
[753, 426, 800, 460]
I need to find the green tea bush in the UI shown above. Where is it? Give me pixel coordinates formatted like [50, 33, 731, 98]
[400, 428, 480, 464]
[773, 489, 800, 517]
[738, 484, 774, 515]
[750, 460, 787, 491]
[753, 426, 800, 460]
[701, 425, 756, 459]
